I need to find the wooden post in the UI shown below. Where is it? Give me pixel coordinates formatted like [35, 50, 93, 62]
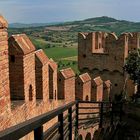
[99, 102, 103, 128]
[34, 126, 43, 140]
[76, 103, 79, 130]
[111, 102, 114, 125]
[58, 113, 64, 140]
[68, 107, 72, 140]
[119, 102, 123, 122]
[75, 102, 79, 139]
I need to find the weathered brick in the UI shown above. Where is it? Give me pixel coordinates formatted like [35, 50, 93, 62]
[58, 68, 75, 102]
[78, 32, 137, 99]
[91, 76, 103, 101]
[0, 15, 10, 119]
[76, 73, 91, 101]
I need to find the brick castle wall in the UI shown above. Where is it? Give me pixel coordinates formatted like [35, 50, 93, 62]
[35, 49, 49, 100]
[0, 16, 111, 138]
[75, 73, 91, 101]
[78, 32, 139, 99]
[58, 68, 75, 102]
[0, 16, 11, 129]
[91, 76, 103, 101]
[103, 80, 111, 101]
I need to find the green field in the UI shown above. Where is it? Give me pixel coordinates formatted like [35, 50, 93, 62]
[30, 37, 79, 74]
[44, 46, 79, 74]
[45, 47, 79, 74]
[58, 60, 79, 74]
[9, 16, 140, 74]
[44, 47, 77, 60]
[31, 37, 77, 60]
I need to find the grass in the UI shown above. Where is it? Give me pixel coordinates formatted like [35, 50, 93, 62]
[45, 47, 79, 74]
[58, 60, 80, 74]
[30, 36, 77, 60]
[60, 56, 78, 61]
[30, 36, 79, 73]
[8, 16, 140, 75]
[30, 37, 61, 49]
[44, 47, 77, 61]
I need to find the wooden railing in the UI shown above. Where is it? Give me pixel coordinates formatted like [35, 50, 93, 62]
[0, 100, 123, 140]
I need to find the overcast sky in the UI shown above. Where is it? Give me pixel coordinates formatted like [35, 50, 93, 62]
[0, 0, 140, 23]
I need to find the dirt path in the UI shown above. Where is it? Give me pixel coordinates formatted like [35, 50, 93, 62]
[59, 56, 78, 61]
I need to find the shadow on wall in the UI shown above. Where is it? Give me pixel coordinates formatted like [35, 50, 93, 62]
[85, 133, 92, 140]
[78, 134, 83, 140]
[93, 130, 98, 140]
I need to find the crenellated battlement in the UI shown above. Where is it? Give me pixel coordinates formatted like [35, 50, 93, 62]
[0, 16, 111, 133]
[58, 68, 75, 101]
[78, 31, 140, 99]
[78, 32, 139, 55]
[0, 15, 8, 28]
[76, 73, 91, 101]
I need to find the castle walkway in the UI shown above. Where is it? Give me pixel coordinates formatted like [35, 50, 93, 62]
[0, 100, 134, 140]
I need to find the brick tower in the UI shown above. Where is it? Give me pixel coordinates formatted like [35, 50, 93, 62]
[0, 15, 10, 114]
[75, 73, 91, 101]
[78, 32, 140, 99]
[35, 49, 49, 101]
[8, 34, 36, 103]
[91, 76, 103, 101]
[58, 68, 75, 102]
[48, 59, 58, 100]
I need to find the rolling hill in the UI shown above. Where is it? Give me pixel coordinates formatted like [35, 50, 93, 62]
[8, 16, 140, 74]
[9, 16, 140, 34]
[9, 22, 63, 28]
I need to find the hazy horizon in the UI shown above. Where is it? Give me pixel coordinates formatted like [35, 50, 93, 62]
[0, 0, 140, 23]
[8, 16, 139, 24]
